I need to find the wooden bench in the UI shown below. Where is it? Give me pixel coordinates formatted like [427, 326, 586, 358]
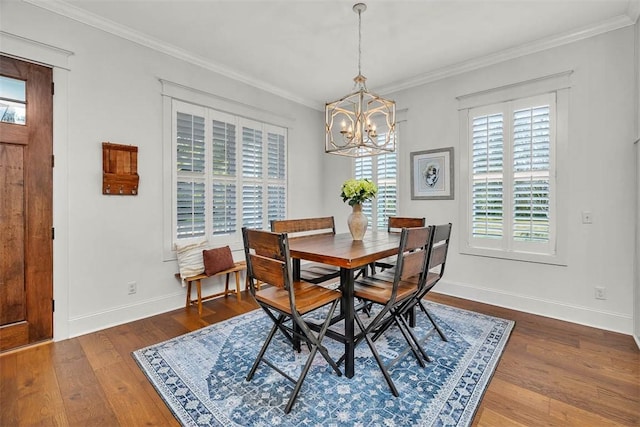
[176, 261, 247, 316]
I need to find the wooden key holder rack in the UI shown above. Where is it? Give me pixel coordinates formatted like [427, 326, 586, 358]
[102, 142, 139, 195]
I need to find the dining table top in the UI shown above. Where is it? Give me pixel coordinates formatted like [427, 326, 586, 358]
[287, 231, 402, 270]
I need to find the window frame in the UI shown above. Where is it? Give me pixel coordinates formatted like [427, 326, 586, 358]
[458, 72, 570, 265]
[161, 80, 292, 260]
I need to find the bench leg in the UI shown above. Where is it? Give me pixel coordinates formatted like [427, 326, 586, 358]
[234, 271, 242, 301]
[196, 279, 203, 316]
[186, 280, 192, 309]
[224, 273, 231, 296]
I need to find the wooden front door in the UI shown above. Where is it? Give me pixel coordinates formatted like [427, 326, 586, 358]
[0, 55, 53, 352]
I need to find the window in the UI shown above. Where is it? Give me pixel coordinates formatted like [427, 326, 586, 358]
[354, 140, 397, 230]
[0, 75, 26, 125]
[470, 93, 554, 251]
[173, 100, 286, 247]
[459, 80, 568, 265]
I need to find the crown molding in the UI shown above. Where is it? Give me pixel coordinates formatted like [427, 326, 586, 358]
[628, 0, 640, 23]
[23, 0, 638, 111]
[23, 0, 317, 109]
[377, 14, 636, 96]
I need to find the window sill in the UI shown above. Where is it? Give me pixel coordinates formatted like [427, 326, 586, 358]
[460, 245, 567, 266]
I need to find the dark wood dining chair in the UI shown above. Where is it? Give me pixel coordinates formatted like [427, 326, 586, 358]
[270, 217, 341, 284]
[374, 223, 453, 356]
[242, 227, 343, 414]
[413, 222, 452, 342]
[372, 216, 426, 274]
[348, 226, 433, 396]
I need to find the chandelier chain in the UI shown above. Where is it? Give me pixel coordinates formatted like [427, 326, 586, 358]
[357, 7, 362, 78]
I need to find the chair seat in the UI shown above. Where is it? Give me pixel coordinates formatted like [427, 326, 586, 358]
[353, 276, 417, 305]
[374, 255, 397, 269]
[425, 271, 439, 287]
[255, 280, 341, 315]
[299, 262, 340, 283]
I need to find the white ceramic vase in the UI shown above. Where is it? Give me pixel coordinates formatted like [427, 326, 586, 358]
[347, 203, 368, 241]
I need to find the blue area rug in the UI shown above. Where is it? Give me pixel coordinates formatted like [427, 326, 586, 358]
[133, 301, 514, 426]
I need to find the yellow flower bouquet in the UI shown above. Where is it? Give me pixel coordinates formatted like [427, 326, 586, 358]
[340, 178, 378, 206]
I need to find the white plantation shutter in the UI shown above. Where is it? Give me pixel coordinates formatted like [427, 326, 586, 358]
[512, 104, 551, 243]
[242, 126, 263, 178]
[354, 156, 374, 223]
[172, 100, 287, 246]
[211, 119, 236, 235]
[242, 124, 264, 228]
[176, 111, 206, 239]
[267, 131, 286, 222]
[467, 93, 555, 255]
[354, 135, 397, 230]
[242, 184, 263, 228]
[376, 153, 397, 229]
[472, 112, 504, 240]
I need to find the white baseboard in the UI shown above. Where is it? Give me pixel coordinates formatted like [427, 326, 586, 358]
[435, 280, 633, 335]
[66, 291, 185, 339]
[634, 333, 640, 350]
[63, 279, 635, 341]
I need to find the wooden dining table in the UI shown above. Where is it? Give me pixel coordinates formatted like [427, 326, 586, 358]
[288, 231, 402, 378]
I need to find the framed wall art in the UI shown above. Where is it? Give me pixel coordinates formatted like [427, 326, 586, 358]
[410, 147, 454, 200]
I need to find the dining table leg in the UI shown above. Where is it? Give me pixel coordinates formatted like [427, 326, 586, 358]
[341, 267, 355, 378]
[292, 258, 302, 351]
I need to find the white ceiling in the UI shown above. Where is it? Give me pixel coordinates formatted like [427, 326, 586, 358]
[27, 0, 639, 109]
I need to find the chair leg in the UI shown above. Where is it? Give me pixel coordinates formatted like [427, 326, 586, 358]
[246, 314, 285, 381]
[284, 345, 319, 414]
[354, 312, 399, 397]
[418, 300, 448, 342]
[394, 311, 431, 364]
[249, 302, 342, 414]
[303, 300, 342, 376]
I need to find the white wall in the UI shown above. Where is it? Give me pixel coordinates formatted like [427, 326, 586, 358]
[1, 0, 325, 339]
[2, 0, 637, 339]
[326, 27, 637, 334]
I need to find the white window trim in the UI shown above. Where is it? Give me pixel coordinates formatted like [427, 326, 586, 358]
[457, 72, 570, 265]
[161, 80, 293, 261]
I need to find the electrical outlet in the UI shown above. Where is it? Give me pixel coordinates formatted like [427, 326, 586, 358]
[594, 286, 606, 300]
[582, 211, 593, 224]
[128, 281, 137, 295]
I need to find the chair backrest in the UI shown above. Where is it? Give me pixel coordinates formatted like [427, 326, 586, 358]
[395, 226, 433, 283]
[388, 216, 426, 233]
[428, 223, 452, 279]
[270, 216, 336, 238]
[242, 228, 290, 291]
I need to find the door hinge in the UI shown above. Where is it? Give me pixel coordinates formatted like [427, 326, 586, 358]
[52, 299, 55, 312]
[52, 227, 55, 240]
[52, 154, 55, 168]
[51, 82, 55, 95]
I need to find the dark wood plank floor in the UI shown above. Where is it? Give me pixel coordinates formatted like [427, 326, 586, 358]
[1, 292, 638, 426]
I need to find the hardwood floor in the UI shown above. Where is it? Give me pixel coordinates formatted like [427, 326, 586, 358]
[1, 292, 638, 426]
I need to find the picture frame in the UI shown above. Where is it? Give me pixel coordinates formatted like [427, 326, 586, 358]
[410, 147, 454, 200]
